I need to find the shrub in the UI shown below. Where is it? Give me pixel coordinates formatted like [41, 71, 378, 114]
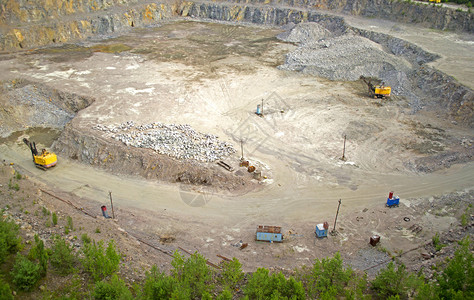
[8, 179, 19, 191]
[81, 233, 91, 244]
[432, 233, 446, 251]
[10, 254, 42, 291]
[15, 172, 22, 180]
[171, 251, 213, 299]
[67, 216, 74, 231]
[93, 274, 133, 300]
[217, 289, 233, 300]
[0, 218, 21, 263]
[52, 212, 58, 226]
[82, 240, 121, 282]
[245, 268, 305, 299]
[220, 258, 244, 291]
[50, 235, 77, 275]
[42, 206, 50, 216]
[27, 235, 48, 276]
[142, 265, 177, 299]
[371, 261, 421, 299]
[297, 252, 354, 298]
[435, 236, 473, 299]
[0, 277, 13, 300]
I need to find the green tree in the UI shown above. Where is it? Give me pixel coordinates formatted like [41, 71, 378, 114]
[244, 268, 305, 299]
[297, 252, 354, 298]
[0, 218, 21, 263]
[0, 277, 13, 300]
[93, 274, 133, 300]
[217, 289, 233, 300]
[220, 257, 244, 291]
[50, 235, 77, 275]
[435, 236, 473, 299]
[371, 261, 421, 299]
[82, 240, 121, 282]
[142, 265, 177, 299]
[10, 254, 42, 291]
[171, 251, 213, 299]
[28, 235, 48, 276]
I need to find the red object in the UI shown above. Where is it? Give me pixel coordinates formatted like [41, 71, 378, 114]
[101, 205, 107, 211]
[323, 222, 329, 230]
[388, 191, 394, 199]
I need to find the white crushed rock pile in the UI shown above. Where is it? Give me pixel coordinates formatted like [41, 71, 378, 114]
[277, 22, 412, 82]
[93, 121, 236, 162]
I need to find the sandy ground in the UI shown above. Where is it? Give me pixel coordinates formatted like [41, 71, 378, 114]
[0, 18, 473, 274]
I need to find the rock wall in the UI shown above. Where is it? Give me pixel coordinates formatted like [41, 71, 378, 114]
[0, 1, 175, 51]
[1, 0, 472, 51]
[217, 0, 473, 32]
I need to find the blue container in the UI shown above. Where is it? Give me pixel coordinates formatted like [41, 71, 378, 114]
[256, 232, 283, 242]
[256, 225, 283, 242]
[256, 105, 261, 115]
[386, 196, 400, 207]
[315, 223, 328, 238]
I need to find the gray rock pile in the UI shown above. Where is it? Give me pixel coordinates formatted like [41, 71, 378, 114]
[93, 121, 236, 162]
[277, 22, 412, 82]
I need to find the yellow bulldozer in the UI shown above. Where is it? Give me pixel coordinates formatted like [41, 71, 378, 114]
[360, 76, 391, 99]
[23, 138, 57, 170]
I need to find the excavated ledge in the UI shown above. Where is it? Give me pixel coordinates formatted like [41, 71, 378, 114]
[53, 124, 258, 191]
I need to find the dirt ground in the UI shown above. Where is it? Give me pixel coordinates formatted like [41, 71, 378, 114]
[0, 16, 473, 282]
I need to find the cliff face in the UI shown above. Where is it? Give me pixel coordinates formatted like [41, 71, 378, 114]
[0, 0, 174, 51]
[1, 0, 472, 51]
[218, 0, 473, 32]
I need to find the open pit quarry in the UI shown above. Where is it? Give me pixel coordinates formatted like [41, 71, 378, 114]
[0, 0, 473, 278]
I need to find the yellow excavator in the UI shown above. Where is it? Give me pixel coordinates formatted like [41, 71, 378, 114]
[23, 138, 57, 170]
[360, 76, 391, 99]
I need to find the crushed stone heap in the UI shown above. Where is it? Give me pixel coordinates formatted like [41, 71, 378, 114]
[93, 121, 236, 162]
[277, 22, 411, 82]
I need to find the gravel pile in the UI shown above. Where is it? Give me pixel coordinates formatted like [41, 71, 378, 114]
[277, 23, 414, 93]
[93, 121, 236, 162]
[276, 22, 333, 47]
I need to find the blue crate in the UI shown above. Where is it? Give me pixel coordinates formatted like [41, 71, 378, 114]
[315, 223, 328, 238]
[386, 196, 400, 207]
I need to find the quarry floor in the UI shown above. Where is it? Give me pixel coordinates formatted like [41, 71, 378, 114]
[0, 16, 473, 275]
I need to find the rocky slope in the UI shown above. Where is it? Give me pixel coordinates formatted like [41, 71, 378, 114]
[0, 79, 94, 138]
[1, 0, 472, 51]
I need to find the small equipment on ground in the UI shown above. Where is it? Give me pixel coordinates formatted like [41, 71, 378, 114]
[315, 222, 329, 238]
[386, 191, 400, 208]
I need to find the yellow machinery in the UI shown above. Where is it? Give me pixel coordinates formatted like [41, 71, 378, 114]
[429, 0, 441, 3]
[360, 76, 391, 98]
[23, 138, 57, 170]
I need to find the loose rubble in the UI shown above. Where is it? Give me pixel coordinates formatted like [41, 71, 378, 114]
[277, 22, 411, 83]
[93, 121, 236, 162]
